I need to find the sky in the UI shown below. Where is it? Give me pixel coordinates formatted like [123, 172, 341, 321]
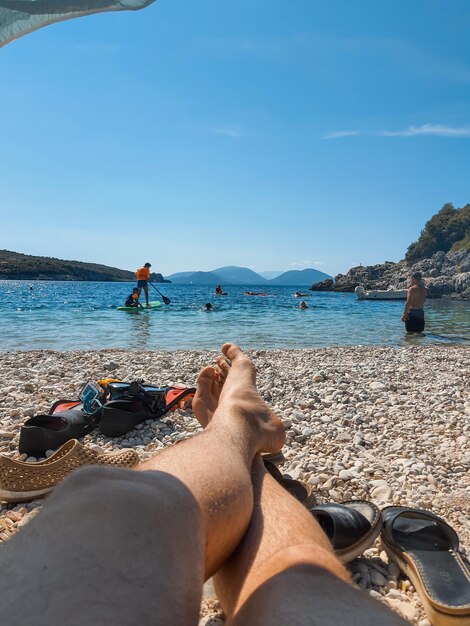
[0, 0, 469, 278]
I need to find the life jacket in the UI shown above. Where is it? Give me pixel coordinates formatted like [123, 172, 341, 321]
[135, 267, 150, 280]
[125, 293, 139, 307]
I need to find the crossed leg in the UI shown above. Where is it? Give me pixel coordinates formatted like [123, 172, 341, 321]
[194, 358, 407, 626]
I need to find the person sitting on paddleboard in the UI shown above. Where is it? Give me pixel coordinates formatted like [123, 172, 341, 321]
[135, 263, 151, 307]
[125, 288, 142, 308]
[215, 285, 223, 295]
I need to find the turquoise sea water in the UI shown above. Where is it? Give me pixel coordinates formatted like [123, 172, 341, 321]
[0, 281, 469, 351]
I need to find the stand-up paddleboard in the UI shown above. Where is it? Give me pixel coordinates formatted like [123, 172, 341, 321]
[117, 301, 161, 312]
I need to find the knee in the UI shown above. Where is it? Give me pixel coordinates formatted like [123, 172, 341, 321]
[56, 464, 132, 493]
[53, 466, 202, 530]
[50, 465, 139, 511]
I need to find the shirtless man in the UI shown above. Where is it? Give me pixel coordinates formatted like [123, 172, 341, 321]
[401, 271, 428, 334]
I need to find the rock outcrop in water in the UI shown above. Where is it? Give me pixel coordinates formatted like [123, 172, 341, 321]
[310, 249, 470, 300]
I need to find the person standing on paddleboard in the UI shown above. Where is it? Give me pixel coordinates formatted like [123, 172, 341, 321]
[135, 263, 152, 307]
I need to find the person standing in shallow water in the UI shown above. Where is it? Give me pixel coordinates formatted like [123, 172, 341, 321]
[135, 262, 152, 307]
[402, 271, 428, 334]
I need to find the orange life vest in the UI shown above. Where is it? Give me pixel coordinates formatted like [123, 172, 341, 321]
[135, 267, 150, 280]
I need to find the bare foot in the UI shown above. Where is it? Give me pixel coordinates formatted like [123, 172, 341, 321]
[193, 344, 285, 455]
[192, 366, 225, 428]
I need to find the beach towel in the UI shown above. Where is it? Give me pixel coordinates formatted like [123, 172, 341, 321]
[0, 0, 156, 47]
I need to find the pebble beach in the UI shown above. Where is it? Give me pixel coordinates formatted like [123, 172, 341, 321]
[0, 345, 469, 625]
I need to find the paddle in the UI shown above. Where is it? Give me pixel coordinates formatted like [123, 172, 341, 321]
[149, 282, 171, 305]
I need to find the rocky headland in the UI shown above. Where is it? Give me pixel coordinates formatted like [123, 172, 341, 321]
[311, 248, 470, 300]
[0, 250, 170, 283]
[0, 346, 468, 625]
[311, 203, 470, 300]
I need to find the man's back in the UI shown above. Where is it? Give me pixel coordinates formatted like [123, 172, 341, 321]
[407, 284, 427, 309]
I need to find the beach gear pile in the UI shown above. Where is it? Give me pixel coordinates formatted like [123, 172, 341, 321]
[18, 378, 196, 456]
[0, 378, 195, 505]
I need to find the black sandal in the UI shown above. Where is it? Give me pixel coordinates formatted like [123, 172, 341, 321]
[309, 501, 382, 563]
[382, 506, 470, 626]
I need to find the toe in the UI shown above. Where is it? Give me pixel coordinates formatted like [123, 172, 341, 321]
[221, 343, 243, 362]
[196, 366, 216, 389]
[216, 355, 230, 377]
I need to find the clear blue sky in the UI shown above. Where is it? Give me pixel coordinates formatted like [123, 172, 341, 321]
[1, 0, 469, 277]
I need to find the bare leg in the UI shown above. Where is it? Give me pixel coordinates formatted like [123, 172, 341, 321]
[0, 344, 284, 626]
[138, 345, 285, 576]
[217, 459, 407, 625]
[143, 284, 150, 305]
[192, 365, 407, 626]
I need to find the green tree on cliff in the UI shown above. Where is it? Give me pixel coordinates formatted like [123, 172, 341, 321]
[405, 203, 470, 264]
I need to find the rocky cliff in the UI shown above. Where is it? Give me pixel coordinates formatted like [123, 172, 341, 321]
[310, 249, 470, 300]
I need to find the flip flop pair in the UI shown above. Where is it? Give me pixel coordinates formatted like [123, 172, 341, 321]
[308, 502, 470, 624]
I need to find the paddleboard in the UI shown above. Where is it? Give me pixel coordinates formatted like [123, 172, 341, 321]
[117, 301, 161, 312]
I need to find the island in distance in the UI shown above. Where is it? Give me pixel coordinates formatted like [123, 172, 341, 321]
[166, 266, 332, 286]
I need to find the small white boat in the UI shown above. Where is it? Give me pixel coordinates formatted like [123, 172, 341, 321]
[355, 284, 407, 300]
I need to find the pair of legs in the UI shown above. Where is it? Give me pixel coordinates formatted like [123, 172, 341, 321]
[137, 281, 150, 306]
[0, 344, 406, 625]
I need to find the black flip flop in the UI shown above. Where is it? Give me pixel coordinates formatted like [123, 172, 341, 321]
[382, 506, 470, 626]
[309, 501, 382, 563]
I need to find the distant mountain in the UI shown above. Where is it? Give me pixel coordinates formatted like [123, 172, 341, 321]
[169, 266, 267, 284]
[166, 271, 197, 280]
[258, 271, 284, 280]
[212, 266, 267, 284]
[170, 271, 225, 285]
[0, 250, 169, 282]
[268, 268, 332, 286]
[166, 266, 332, 285]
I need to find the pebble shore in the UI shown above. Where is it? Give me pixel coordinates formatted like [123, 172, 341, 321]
[0, 345, 469, 625]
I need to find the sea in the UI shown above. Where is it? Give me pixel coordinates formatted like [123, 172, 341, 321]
[0, 281, 469, 352]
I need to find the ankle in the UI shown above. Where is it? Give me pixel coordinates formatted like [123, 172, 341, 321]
[206, 420, 258, 465]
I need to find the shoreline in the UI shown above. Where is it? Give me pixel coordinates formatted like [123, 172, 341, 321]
[0, 345, 469, 624]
